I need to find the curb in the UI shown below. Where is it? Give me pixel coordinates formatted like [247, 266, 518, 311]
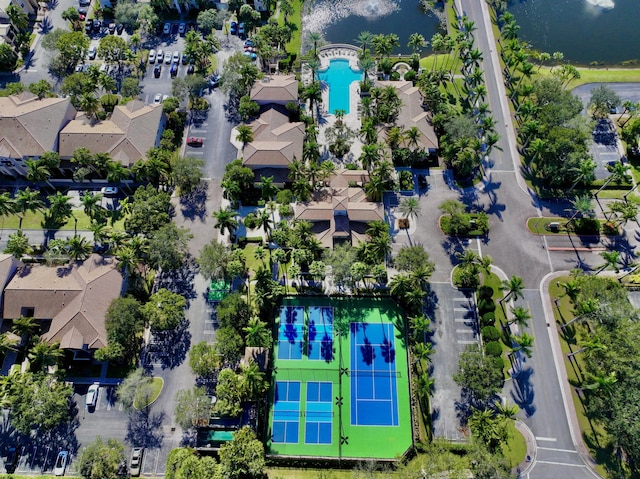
[514, 419, 536, 477]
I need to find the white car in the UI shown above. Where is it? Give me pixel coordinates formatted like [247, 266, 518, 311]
[172, 51, 180, 63]
[54, 451, 68, 476]
[156, 49, 164, 63]
[86, 382, 99, 408]
[101, 186, 119, 195]
[130, 448, 144, 477]
[88, 45, 96, 60]
[153, 93, 162, 104]
[165, 51, 172, 64]
[148, 49, 156, 63]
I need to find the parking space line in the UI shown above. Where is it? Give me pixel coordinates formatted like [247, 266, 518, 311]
[457, 340, 478, 344]
[455, 329, 475, 334]
[454, 317, 474, 322]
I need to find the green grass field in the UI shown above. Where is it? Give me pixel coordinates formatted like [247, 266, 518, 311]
[267, 296, 412, 460]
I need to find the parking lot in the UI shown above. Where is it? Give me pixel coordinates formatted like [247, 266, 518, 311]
[591, 118, 623, 180]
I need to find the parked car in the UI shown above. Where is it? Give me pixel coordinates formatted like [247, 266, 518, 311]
[153, 64, 161, 77]
[86, 382, 99, 408]
[148, 49, 156, 63]
[208, 73, 220, 88]
[116, 23, 124, 34]
[163, 22, 171, 35]
[238, 22, 245, 36]
[75, 63, 84, 72]
[187, 64, 194, 74]
[101, 186, 119, 195]
[85, 20, 92, 33]
[54, 451, 68, 476]
[170, 63, 178, 77]
[165, 51, 172, 64]
[178, 22, 186, 35]
[77, 7, 86, 20]
[129, 448, 144, 477]
[230, 21, 237, 35]
[156, 49, 164, 63]
[79, 0, 90, 6]
[88, 45, 96, 60]
[93, 19, 101, 31]
[108, 22, 116, 34]
[181, 53, 188, 64]
[187, 137, 204, 146]
[172, 51, 180, 63]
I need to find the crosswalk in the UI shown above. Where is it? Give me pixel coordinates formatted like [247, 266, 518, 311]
[452, 297, 479, 345]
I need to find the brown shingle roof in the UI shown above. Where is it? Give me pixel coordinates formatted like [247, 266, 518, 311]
[59, 101, 163, 165]
[250, 75, 298, 104]
[0, 93, 76, 158]
[3, 255, 124, 349]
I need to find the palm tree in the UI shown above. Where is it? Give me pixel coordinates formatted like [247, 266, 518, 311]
[567, 334, 607, 360]
[412, 341, 433, 370]
[81, 192, 104, 222]
[398, 197, 421, 222]
[561, 297, 600, 330]
[511, 332, 534, 358]
[15, 188, 44, 229]
[213, 207, 239, 238]
[355, 31, 374, 56]
[509, 306, 531, 328]
[409, 314, 431, 342]
[567, 194, 595, 227]
[583, 371, 617, 396]
[359, 143, 383, 171]
[304, 81, 323, 122]
[457, 249, 479, 269]
[241, 359, 267, 401]
[407, 33, 426, 55]
[500, 275, 525, 303]
[598, 250, 621, 274]
[4, 230, 31, 258]
[236, 125, 254, 151]
[80, 93, 100, 121]
[494, 400, 520, 420]
[307, 31, 324, 58]
[12, 315, 39, 345]
[28, 338, 63, 372]
[66, 235, 93, 260]
[404, 126, 422, 152]
[389, 274, 414, 299]
[243, 317, 271, 348]
[0, 332, 18, 356]
[25, 159, 51, 184]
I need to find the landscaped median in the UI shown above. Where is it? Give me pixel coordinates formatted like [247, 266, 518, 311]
[526, 217, 619, 237]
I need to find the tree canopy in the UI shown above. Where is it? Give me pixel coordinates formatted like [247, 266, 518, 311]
[76, 437, 126, 479]
[218, 426, 265, 479]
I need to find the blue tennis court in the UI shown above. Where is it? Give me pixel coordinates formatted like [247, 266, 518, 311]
[307, 307, 334, 362]
[350, 323, 399, 426]
[277, 306, 305, 360]
[272, 381, 301, 443]
[305, 381, 333, 444]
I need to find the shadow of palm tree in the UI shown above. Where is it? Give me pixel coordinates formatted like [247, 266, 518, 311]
[510, 366, 536, 417]
[39, 16, 53, 34]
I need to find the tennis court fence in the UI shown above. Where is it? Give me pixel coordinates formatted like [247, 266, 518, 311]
[274, 368, 400, 379]
[348, 370, 401, 378]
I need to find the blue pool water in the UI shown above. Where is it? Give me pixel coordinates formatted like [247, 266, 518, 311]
[317, 59, 363, 115]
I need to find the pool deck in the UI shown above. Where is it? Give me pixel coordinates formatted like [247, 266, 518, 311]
[302, 44, 365, 164]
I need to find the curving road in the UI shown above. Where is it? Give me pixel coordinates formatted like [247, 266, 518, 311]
[415, 0, 639, 477]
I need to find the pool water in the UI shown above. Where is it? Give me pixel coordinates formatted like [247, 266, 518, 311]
[317, 59, 363, 115]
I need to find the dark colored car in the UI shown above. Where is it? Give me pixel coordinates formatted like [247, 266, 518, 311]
[181, 53, 188, 65]
[153, 64, 161, 78]
[77, 7, 86, 20]
[5, 446, 20, 473]
[187, 64, 194, 74]
[230, 21, 237, 35]
[116, 23, 124, 34]
[85, 20, 92, 33]
[170, 63, 178, 77]
[208, 73, 220, 88]
[93, 19, 101, 31]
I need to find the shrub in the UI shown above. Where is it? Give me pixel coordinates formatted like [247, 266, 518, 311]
[390, 70, 401, 81]
[404, 69, 416, 82]
[478, 285, 494, 300]
[279, 204, 292, 217]
[276, 189, 293, 205]
[484, 341, 502, 357]
[478, 299, 496, 314]
[243, 213, 259, 229]
[481, 326, 500, 342]
[345, 163, 358, 170]
[481, 312, 496, 327]
[490, 356, 504, 371]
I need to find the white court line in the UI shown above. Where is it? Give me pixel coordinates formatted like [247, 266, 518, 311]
[535, 460, 585, 467]
[535, 436, 557, 442]
[538, 447, 578, 453]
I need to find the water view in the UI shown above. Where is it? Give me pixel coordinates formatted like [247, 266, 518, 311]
[508, 0, 638, 66]
[303, 0, 442, 55]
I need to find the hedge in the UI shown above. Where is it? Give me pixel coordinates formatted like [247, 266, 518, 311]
[481, 312, 496, 327]
[478, 285, 494, 300]
[478, 299, 496, 315]
[485, 341, 502, 357]
[481, 325, 501, 342]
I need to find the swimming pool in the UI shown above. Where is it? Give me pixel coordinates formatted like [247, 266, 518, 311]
[317, 59, 363, 115]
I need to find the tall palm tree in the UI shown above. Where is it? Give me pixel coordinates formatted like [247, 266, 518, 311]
[567, 194, 595, 227]
[236, 125, 254, 151]
[509, 306, 531, 328]
[407, 33, 427, 55]
[15, 188, 44, 229]
[28, 338, 63, 372]
[511, 332, 534, 358]
[243, 317, 271, 348]
[25, 159, 51, 184]
[583, 371, 617, 396]
[500, 275, 525, 303]
[413, 342, 433, 372]
[241, 359, 267, 401]
[355, 31, 374, 56]
[4, 229, 31, 258]
[12, 315, 39, 345]
[66, 235, 93, 261]
[404, 126, 422, 152]
[213, 207, 239, 238]
[398, 197, 421, 222]
[81, 192, 105, 222]
[567, 334, 607, 360]
[307, 32, 324, 58]
[598, 250, 621, 274]
[409, 314, 431, 342]
[0, 332, 18, 356]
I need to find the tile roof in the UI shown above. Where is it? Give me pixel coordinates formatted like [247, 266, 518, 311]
[0, 93, 76, 158]
[376, 80, 439, 150]
[250, 74, 298, 104]
[3, 255, 124, 349]
[242, 108, 304, 169]
[59, 101, 163, 165]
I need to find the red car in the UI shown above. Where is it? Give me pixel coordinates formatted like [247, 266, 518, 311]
[187, 137, 204, 146]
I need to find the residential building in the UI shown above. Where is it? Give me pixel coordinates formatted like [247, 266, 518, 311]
[3, 255, 125, 357]
[0, 0, 38, 20]
[250, 75, 298, 107]
[294, 169, 385, 248]
[59, 100, 164, 166]
[241, 107, 305, 184]
[376, 80, 439, 152]
[0, 93, 76, 176]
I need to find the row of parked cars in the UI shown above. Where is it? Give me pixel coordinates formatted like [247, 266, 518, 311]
[148, 49, 184, 65]
[84, 19, 124, 35]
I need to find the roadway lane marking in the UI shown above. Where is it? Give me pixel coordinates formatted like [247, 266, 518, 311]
[453, 307, 470, 312]
[457, 340, 477, 344]
[535, 436, 557, 442]
[536, 460, 585, 467]
[538, 446, 578, 453]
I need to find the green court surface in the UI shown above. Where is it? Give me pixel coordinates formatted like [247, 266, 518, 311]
[267, 296, 412, 460]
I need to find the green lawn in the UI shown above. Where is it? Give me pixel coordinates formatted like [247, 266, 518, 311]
[267, 469, 353, 479]
[502, 421, 527, 468]
[0, 210, 125, 231]
[279, 0, 303, 56]
[134, 377, 164, 409]
[526, 217, 618, 236]
[549, 279, 613, 478]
